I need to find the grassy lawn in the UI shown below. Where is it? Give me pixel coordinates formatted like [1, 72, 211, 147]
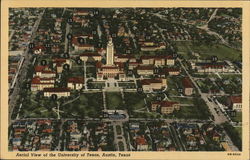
[86, 66, 96, 78]
[192, 73, 218, 79]
[169, 97, 194, 105]
[61, 93, 102, 118]
[167, 77, 180, 96]
[220, 74, 242, 81]
[118, 82, 136, 89]
[234, 127, 242, 140]
[231, 112, 242, 122]
[116, 125, 122, 135]
[70, 66, 84, 77]
[18, 91, 58, 118]
[118, 141, 124, 151]
[173, 106, 201, 119]
[175, 41, 241, 61]
[88, 82, 105, 89]
[70, 61, 84, 76]
[173, 98, 211, 120]
[215, 75, 242, 94]
[36, 55, 53, 65]
[196, 79, 218, 93]
[124, 92, 146, 111]
[106, 92, 123, 110]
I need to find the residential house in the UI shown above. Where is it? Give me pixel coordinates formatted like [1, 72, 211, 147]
[135, 135, 148, 151]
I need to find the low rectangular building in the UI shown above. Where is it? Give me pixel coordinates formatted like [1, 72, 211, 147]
[192, 62, 228, 73]
[67, 77, 84, 90]
[141, 78, 167, 92]
[228, 96, 242, 111]
[43, 88, 70, 98]
[182, 77, 194, 96]
[151, 101, 180, 114]
[31, 76, 55, 91]
[114, 54, 136, 63]
[136, 136, 148, 151]
[35, 65, 56, 78]
[137, 65, 154, 76]
[79, 53, 102, 62]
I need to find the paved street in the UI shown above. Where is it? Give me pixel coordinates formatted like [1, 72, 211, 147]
[177, 58, 238, 151]
[64, 23, 71, 53]
[112, 122, 128, 151]
[178, 58, 228, 124]
[8, 9, 45, 125]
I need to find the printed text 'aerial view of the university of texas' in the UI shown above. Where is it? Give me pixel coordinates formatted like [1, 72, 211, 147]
[8, 8, 242, 152]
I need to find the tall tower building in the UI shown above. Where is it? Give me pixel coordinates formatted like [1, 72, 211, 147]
[106, 38, 114, 65]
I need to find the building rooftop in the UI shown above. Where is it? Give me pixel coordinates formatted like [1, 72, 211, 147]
[31, 76, 54, 84]
[43, 87, 70, 92]
[137, 65, 154, 70]
[141, 55, 173, 60]
[182, 77, 193, 88]
[68, 77, 84, 84]
[230, 96, 242, 103]
[79, 52, 101, 57]
[136, 136, 147, 145]
[141, 79, 162, 85]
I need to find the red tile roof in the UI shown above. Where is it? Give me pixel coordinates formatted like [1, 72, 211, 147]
[141, 55, 173, 60]
[35, 65, 48, 72]
[41, 70, 56, 74]
[202, 65, 224, 69]
[31, 77, 54, 84]
[137, 65, 154, 70]
[101, 66, 119, 70]
[35, 65, 55, 74]
[53, 58, 67, 63]
[136, 136, 147, 145]
[96, 61, 103, 68]
[129, 62, 141, 65]
[33, 45, 45, 51]
[43, 87, 70, 92]
[182, 77, 193, 88]
[114, 62, 125, 68]
[141, 79, 162, 85]
[68, 77, 84, 84]
[72, 37, 94, 47]
[230, 96, 242, 103]
[79, 52, 101, 57]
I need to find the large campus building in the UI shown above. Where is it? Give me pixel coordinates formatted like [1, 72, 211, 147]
[96, 38, 126, 81]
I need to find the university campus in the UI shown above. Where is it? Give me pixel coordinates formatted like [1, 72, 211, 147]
[8, 8, 242, 151]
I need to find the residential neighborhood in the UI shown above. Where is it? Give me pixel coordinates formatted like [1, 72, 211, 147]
[9, 8, 242, 151]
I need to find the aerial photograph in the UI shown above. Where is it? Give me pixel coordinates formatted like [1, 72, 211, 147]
[8, 8, 242, 152]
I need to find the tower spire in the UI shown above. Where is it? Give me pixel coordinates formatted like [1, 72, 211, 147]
[106, 38, 114, 65]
